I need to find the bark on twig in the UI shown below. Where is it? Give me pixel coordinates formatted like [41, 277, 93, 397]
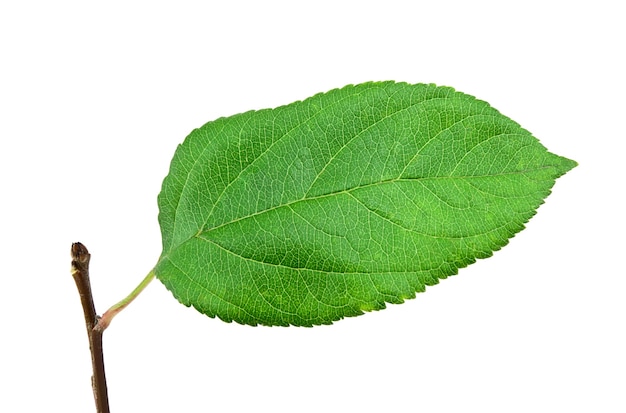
[71, 242, 110, 413]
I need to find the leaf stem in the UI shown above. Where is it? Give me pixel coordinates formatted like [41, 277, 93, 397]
[71, 242, 110, 413]
[94, 269, 156, 332]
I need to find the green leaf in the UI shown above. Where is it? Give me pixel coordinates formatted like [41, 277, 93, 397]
[154, 82, 576, 326]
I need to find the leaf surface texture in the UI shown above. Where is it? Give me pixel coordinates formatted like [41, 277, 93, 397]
[155, 82, 576, 326]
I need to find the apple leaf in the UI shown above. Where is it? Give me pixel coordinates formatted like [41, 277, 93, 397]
[153, 82, 576, 326]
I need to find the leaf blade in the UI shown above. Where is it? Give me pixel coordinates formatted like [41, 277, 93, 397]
[155, 82, 576, 326]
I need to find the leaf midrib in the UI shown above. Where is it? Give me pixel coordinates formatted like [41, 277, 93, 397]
[198, 170, 550, 236]
[154, 168, 553, 272]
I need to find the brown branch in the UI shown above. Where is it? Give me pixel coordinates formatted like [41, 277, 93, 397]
[71, 242, 110, 413]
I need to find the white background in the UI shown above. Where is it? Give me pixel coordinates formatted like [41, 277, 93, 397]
[1, 1, 623, 412]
